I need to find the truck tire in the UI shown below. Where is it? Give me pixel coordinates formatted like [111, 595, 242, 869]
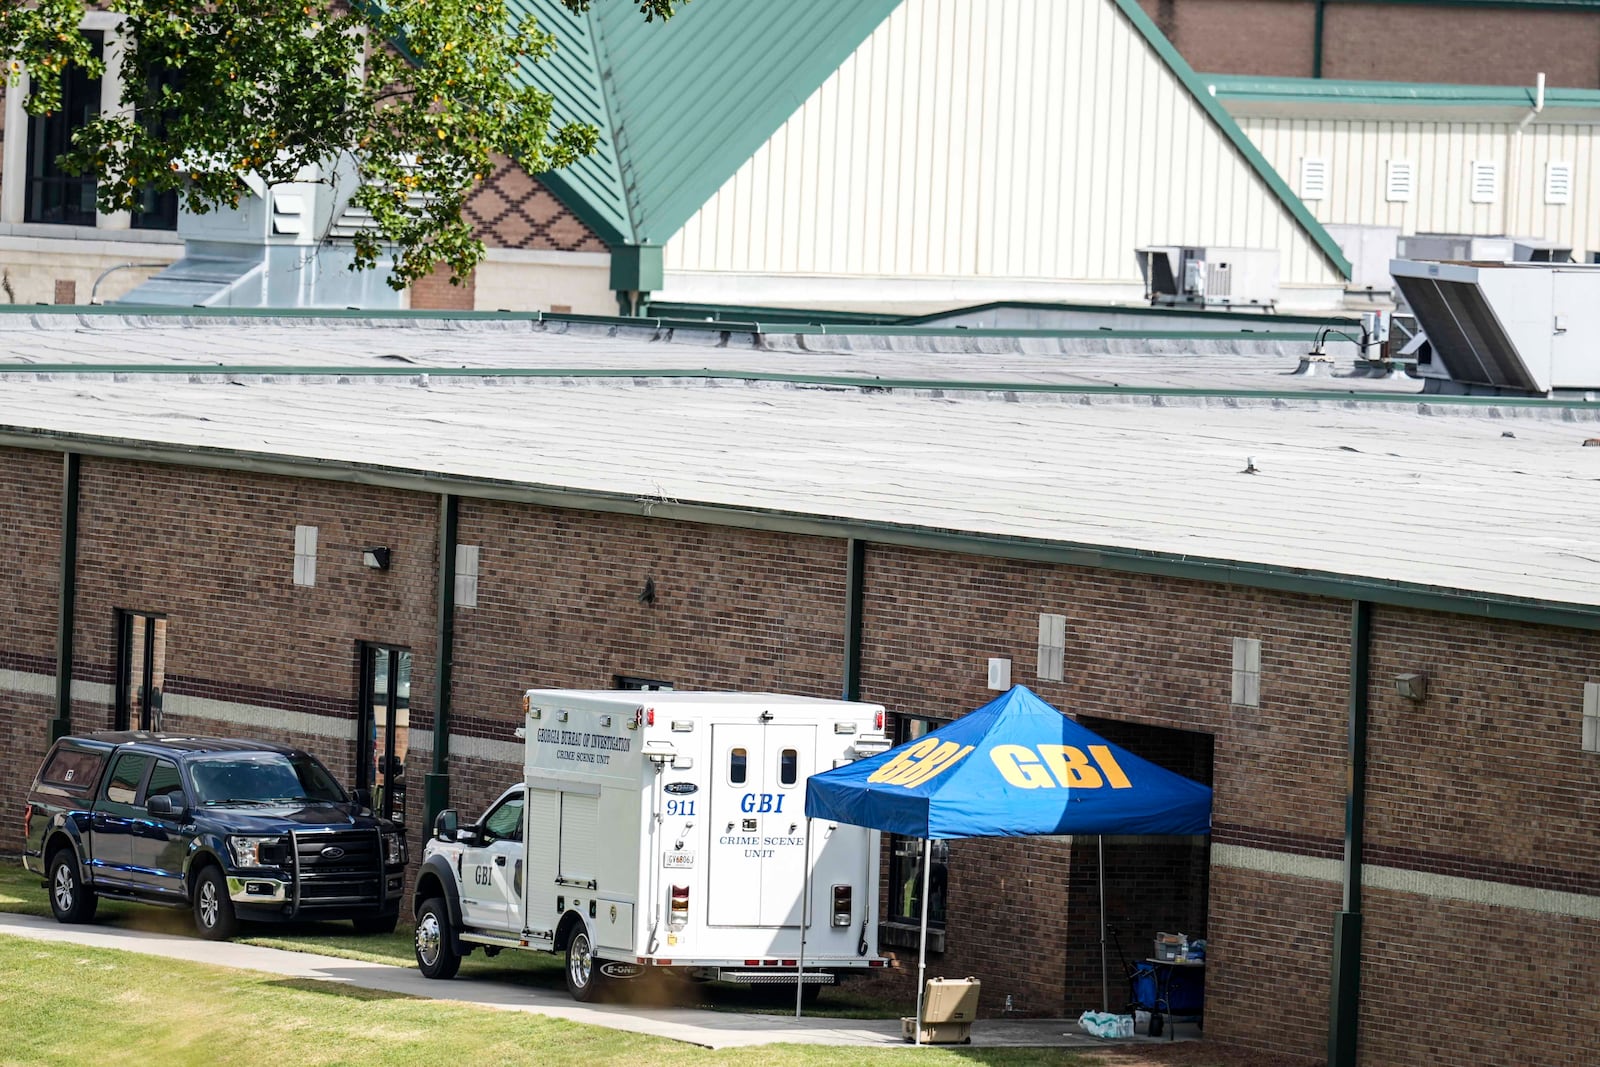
[565, 928, 604, 1002]
[353, 912, 399, 935]
[47, 850, 98, 924]
[414, 898, 461, 980]
[193, 865, 239, 940]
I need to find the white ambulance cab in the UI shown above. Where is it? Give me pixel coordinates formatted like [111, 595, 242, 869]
[412, 689, 892, 1001]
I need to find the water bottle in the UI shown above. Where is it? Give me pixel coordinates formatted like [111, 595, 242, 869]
[1179, 935, 1189, 960]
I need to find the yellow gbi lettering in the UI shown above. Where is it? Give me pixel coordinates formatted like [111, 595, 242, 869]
[868, 738, 974, 788]
[989, 744, 1135, 789]
[991, 744, 1055, 788]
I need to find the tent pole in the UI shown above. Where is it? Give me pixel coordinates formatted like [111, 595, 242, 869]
[797, 817, 812, 1019]
[915, 837, 931, 1047]
[1098, 835, 1108, 1012]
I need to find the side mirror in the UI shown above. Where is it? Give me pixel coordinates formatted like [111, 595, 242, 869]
[434, 809, 459, 842]
[351, 788, 373, 810]
[146, 794, 182, 818]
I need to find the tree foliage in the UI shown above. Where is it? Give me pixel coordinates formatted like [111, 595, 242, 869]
[0, 0, 680, 288]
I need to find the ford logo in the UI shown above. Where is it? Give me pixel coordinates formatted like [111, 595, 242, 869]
[599, 962, 643, 980]
[320, 846, 345, 860]
[663, 782, 698, 795]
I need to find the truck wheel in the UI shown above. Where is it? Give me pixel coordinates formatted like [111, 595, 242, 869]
[47, 850, 98, 924]
[353, 912, 399, 935]
[193, 865, 239, 940]
[565, 928, 604, 1002]
[414, 898, 461, 980]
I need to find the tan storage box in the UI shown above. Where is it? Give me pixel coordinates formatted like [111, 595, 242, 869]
[922, 976, 981, 1023]
[903, 976, 981, 1043]
[901, 1017, 972, 1045]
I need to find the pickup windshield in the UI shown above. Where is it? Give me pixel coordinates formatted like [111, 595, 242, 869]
[189, 753, 347, 806]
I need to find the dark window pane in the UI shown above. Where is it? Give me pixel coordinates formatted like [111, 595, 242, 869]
[779, 748, 798, 786]
[25, 32, 102, 226]
[730, 747, 747, 785]
[484, 796, 524, 841]
[105, 753, 151, 806]
[40, 748, 106, 793]
[146, 759, 184, 802]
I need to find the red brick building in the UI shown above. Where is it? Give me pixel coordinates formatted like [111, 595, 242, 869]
[3, 311, 1599, 1066]
[1139, 0, 1600, 87]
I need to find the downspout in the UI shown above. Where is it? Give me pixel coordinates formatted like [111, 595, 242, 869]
[424, 493, 459, 835]
[1327, 600, 1372, 1067]
[51, 452, 81, 743]
[841, 537, 866, 700]
[1312, 0, 1326, 79]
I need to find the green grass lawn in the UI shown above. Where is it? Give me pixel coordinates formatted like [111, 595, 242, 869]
[0, 935, 1101, 1067]
[0, 862, 901, 1017]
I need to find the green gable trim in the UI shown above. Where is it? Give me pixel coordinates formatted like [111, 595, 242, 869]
[1204, 74, 1600, 110]
[609, 243, 664, 292]
[1110, 0, 1353, 281]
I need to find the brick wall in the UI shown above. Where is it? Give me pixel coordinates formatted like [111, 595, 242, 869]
[1136, 0, 1600, 88]
[409, 264, 476, 312]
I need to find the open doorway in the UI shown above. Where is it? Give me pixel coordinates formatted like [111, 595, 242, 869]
[1065, 719, 1213, 1012]
[357, 644, 411, 827]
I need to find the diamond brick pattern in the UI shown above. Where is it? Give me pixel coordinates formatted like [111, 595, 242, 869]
[465, 155, 606, 253]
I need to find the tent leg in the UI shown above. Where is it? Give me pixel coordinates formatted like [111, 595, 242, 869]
[1099, 834, 1108, 1012]
[797, 818, 812, 1019]
[915, 837, 931, 1047]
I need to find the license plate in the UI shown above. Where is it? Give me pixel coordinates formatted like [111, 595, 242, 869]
[663, 852, 696, 868]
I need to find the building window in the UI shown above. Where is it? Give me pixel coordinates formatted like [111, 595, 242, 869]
[615, 675, 674, 691]
[1299, 157, 1328, 201]
[1037, 612, 1066, 682]
[886, 716, 948, 932]
[1230, 637, 1261, 707]
[454, 544, 480, 608]
[293, 525, 318, 587]
[25, 31, 103, 226]
[1583, 682, 1600, 754]
[1470, 161, 1500, 204]
[114, 610, 168, 731]
[1545, 162, 1573, 206]
[1385, 159, 1414, 203]
[129, 65, 180, 230]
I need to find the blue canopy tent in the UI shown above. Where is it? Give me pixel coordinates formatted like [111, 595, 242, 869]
[800, 685, 1212, 1036]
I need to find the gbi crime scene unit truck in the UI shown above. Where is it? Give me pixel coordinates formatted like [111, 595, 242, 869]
[412, 689, 892, 1001]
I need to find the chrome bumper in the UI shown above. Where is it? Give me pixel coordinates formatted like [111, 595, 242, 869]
[227, 875, 288, 903]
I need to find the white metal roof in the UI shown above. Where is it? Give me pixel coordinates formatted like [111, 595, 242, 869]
[3, 315, 1599, 610]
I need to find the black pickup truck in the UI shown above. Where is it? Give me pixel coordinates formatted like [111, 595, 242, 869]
[22, 732, 407, 939]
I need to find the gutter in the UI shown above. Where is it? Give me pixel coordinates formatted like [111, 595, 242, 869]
[1327, 600, 1371, 1067]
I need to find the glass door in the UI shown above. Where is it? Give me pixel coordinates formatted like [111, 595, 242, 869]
[114, 610, 168, 731]
[358, 644, 411, 826]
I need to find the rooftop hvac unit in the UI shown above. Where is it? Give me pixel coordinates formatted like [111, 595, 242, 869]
[1135, 246, 1279, 311]
[1389, 258, 1600, 395]
[1395, 233, 1573, 264]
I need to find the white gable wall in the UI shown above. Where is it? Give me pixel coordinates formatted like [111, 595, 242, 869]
[660, 0, 1345, 310]
[1239, 116, 1600, 259]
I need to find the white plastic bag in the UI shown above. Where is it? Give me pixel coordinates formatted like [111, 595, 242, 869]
[1077, 1010, 1134, 1039]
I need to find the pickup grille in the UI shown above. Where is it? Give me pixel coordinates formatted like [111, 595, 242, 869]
[290, 829, 383, 910]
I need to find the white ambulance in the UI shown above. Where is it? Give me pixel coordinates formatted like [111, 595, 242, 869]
[412, 689, 892, 1002]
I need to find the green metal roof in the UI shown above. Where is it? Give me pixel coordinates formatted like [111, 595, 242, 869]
[1204, 74, 1600, 110]
[512, 0, 900, 247]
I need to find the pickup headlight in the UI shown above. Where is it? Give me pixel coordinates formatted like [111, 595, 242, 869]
[383, 832, 406, 866]
[228, 835, 286, 868]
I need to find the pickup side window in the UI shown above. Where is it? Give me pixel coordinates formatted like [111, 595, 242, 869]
[482, 793, 524, 843]
[38, 747, 107, 796]
[104, 753, 152, 806]
[145, 759, 185, 804]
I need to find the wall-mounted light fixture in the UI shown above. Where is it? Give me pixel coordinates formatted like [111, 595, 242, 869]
[1394, 672, 1428, 702]
[362, 547, 392, 571]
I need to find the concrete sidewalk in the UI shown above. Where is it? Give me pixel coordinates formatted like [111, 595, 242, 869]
[0, 911, 1188, 1050]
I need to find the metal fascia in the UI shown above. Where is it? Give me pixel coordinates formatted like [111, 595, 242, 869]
[5, 428, 1600, 632]
[1110, 0, 1354, 281]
